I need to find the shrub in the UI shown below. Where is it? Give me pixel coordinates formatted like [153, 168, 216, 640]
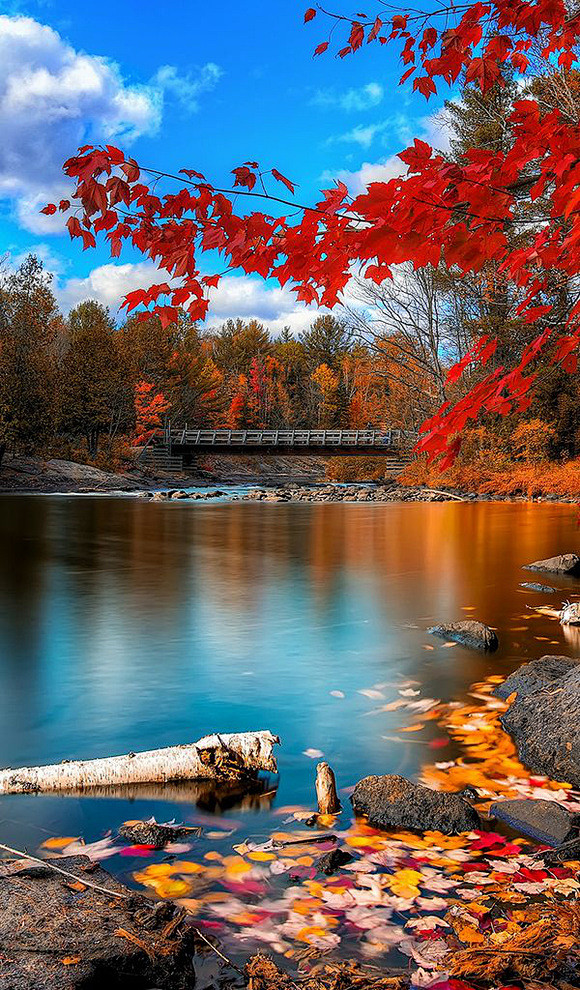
[511, 419, 556, 462]
[326, 456, 390, 482]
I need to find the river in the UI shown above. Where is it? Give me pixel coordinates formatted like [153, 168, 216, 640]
[0, 496, 578, 960]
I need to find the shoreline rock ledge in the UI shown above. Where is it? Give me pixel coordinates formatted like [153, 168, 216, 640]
[351, 774, 480, 834]
[523, 552, 580, 575]
[499, 655, 580, 787]
[428, 619, 498, 652]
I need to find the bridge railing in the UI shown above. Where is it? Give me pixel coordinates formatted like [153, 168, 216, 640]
[162, 427, 417, 448]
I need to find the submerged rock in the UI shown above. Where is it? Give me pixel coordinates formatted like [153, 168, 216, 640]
[118, 818, 202, 848]
[351, 774, 480, 834]
[501, 663, 580, 788]
[490, 798, 576, 846]
[523, 553, 580, 576]
[519, 581, 556, 593]
[428, 620, 498, 652]
[316, 848, 353, 875]
[494, 655, 578, 701]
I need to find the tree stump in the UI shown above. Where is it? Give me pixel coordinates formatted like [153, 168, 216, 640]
[315, 762, 341, 814]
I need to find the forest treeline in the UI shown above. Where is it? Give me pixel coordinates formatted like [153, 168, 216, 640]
[2, 75, 580, 475]
[0, 254, 425, 468]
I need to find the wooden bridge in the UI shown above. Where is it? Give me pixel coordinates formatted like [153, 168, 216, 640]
[140, 427, 417, 471]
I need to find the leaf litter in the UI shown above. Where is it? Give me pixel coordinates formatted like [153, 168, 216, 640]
[33, 676, 580, 989]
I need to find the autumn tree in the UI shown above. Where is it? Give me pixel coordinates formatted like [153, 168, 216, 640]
[166, 323, 226, 425]
[118, 312, 177, 388]
[209, 319, 272, 378]
[59, 301, 131, 457]
[134, 381, 170, 445]
[45, 2, 580, 465]
[310, 363, 339, 427]
[0, 255, 59, 459]
[300, 315, 352, 371]
[345, 264, 450, 410]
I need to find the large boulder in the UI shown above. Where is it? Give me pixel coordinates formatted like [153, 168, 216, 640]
[351, 774, 480, 834]
[0, 855, 196, 989]
[523, 553, 580, 576]
[490, 798, 575, 847]
[494, 655, 578, 701]
[501, 663, 580, 787]
[428, 620, 498, 652]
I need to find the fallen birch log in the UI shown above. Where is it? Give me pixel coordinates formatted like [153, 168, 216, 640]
[0, 730, 279, 795]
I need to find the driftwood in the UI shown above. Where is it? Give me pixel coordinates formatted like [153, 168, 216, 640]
[315, 761, 341, 814]
[0, 730, 279, 795]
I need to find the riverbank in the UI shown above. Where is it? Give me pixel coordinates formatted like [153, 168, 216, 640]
[1, 454, 579, 502]
[144, 482, 575, 503]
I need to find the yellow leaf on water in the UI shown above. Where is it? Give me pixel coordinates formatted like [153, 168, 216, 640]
[42, 837, 79, 850]
[223, 858, 252, 878]
[154, 878, 192, 899]
[248, 851, 276, 862]
[296, 926, 328, 943]
[317, 814, 337, 826]
[173, 861, 203, 874]
[135, 863, 173, 879]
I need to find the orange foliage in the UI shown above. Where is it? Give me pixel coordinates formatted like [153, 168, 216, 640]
[402, 456, 580, 498]
[133, 381, 170, 446]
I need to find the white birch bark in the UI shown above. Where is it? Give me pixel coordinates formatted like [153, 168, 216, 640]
[0, 730, 279, 794]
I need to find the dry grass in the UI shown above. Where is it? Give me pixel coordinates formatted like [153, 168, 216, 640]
[401, 457, 580, 499]
[325, 457, 394, 482]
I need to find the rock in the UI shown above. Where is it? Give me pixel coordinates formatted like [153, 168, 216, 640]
[494, 655, 577, 701]
[350, 774, 480, 834]
[501, 663, 580, 787]
[118, 818, 202, 847]
[171, 490, 189, 499]
[519, 582, 556, 593]
[316, 848, 353, 874]
[428, 620, 498, 652]
[490, 798, 575, 846]
[0, 855, 196, 989]
[523, 553, 580, 576]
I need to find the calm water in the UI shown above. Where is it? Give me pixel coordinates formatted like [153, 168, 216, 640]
[0, 496, 578, 867]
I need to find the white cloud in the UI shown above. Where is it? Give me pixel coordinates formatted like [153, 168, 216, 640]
[322, 155, 407, 195]
[312, 82, 383, 113]
[328, 113, 413, 150]
[55, 260, 164, 313]
[51, 262, 320, 336]
[11, 240, 66, 273]
[0, 14, 221, 233]
[323, 109, 453, 194]
[152, 62, 222, 113]
[206, 275, 322, 336]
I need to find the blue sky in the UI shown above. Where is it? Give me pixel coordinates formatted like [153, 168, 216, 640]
[0, 0, 449, 333]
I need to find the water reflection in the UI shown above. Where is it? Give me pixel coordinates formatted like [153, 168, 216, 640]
[0, 496, 577, 849]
